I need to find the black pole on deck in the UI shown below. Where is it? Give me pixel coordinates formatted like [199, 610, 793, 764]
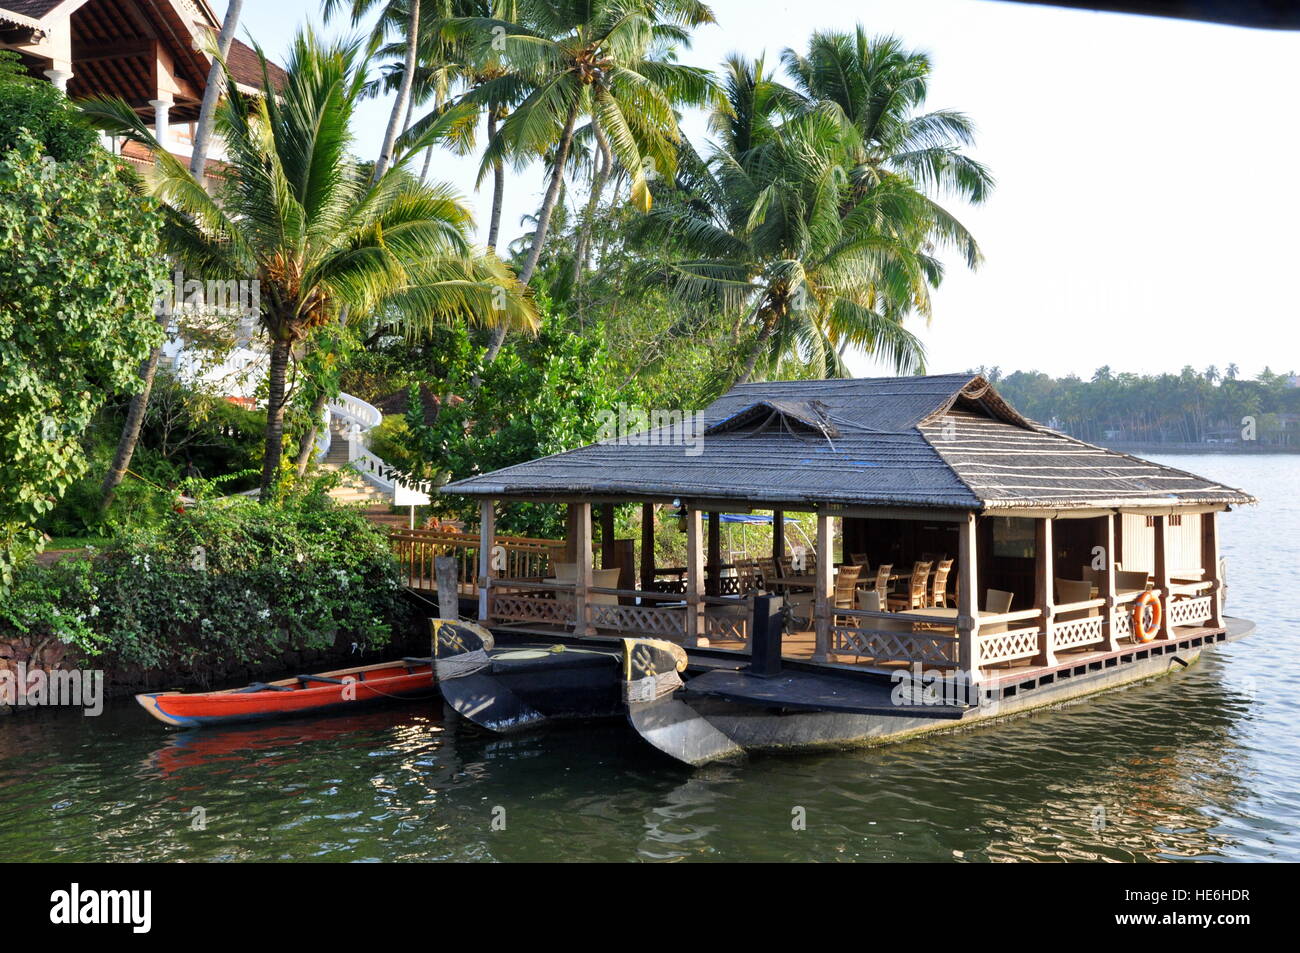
[749, 594, 784, 678]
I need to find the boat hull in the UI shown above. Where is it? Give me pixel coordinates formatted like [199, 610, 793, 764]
[625, 617, 1255, 765]
[432, 619, 622, 732]
[136, 660, 434, 728]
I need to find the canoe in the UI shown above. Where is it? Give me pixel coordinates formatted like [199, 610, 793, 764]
[135, 658, 435, 728]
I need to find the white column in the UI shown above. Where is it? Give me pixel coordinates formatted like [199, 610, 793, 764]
[684, 507, 704, 648]
[44, 68, 73, 93]
[956, 514, 982, 680]
[1153, 514, 1173, 639]
[477, 500, 495, 623]
[1033, 517, 1057, 667]
[1100, 514, 1120, 651]
[812, 512, 834, 662]
[573, 503, 595, 637]
[149, 98, 172, 147]
[1202, 510, 1224, 628]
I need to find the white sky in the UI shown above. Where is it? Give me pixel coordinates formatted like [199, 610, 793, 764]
[219, 0, 1300, 380]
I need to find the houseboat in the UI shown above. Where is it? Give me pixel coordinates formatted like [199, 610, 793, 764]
[430, 374, 1255, 765]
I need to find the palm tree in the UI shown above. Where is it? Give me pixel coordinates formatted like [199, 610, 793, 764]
[99, 1, 247, 511]
[325, 0, 424, 180]
[637, 54, 939, 383]
[781, 29, 992, 219]
[450, 0, 717, 290]
[84, 30, 536, 498]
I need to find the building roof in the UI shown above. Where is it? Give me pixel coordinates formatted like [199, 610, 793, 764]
[0, 1, 62, 24]
[0, 2, 285, 115]
[227, 38, 289, 93]
[441, 374, 1256, 512]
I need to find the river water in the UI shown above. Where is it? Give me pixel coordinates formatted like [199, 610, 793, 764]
[1, 454, 1296, 862]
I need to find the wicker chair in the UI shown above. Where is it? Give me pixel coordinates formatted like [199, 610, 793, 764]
[868, 563, 893, 603]
[757, 556, 781, 592]
[888, 560, 932, 611]
[832, 564, 862, 626]
[929, 558, 953, 608]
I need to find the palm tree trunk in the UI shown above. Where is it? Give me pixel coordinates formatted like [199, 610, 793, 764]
[736, 320, 776, 385]
[259, 336, 294, 499]
[572, 122, 612, 288]
[100, 326, 166, 511]
[373, 0, 421, 181]
[191, 0, 244, 178]
[486, 111, 506, 253]
[517, 101, 580, 288]
[294, 390, 331, 477]
[479, 111, 511, 367]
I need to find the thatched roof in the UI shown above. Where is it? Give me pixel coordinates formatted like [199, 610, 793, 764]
[442, 375, 1255, 512]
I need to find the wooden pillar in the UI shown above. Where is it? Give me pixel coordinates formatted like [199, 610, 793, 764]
[1202, 510, 1224, 627]
[640, 502, 656, 591]
[573, 502, 595, 636]
[1033, 517, 1057, 667]
[706, 511, 722, 596]
[956, 514, 982, 680]
[1099, 513, 1120, 651]
[772, 509, 785, 561]
[563, 506, 580, 563]
[1153, 514, 1174, 639]
[600, 503, 616, 570]
[477, 500, 495, 623]
[813, 512, 834, 662]
[684, 507, 704, 647]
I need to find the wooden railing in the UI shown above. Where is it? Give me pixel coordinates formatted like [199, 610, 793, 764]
[391, 530, 572, 592]
[829, 609, 960, 667]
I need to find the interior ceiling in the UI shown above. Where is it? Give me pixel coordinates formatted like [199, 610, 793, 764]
[66, 0, 206, 121]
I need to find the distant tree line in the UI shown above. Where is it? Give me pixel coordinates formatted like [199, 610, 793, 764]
[980, 365, 1300, 447]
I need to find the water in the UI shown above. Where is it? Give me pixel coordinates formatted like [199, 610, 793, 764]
[1, 455, 1296, 862]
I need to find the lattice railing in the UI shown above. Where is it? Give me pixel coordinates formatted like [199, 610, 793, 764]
[490, 584, 575, 626]
[1168, 595, 1213, 628]
[978, 626, 1040, 665]
[590, 602, 687, 639]
[1052, 615, 1106, 651]
[1112, 606, 1133, 641]
[704, 597, 750, 645]
[830, 624, 958, 666]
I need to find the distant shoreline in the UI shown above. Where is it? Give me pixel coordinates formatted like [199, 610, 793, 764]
[1095, 442, 1299, 455]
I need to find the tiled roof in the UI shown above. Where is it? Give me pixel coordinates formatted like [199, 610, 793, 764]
[442, 375, 1256, 512]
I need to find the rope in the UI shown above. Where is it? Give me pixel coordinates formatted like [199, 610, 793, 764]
[623, 669, 683, 704]
[435, 648, 490, 681]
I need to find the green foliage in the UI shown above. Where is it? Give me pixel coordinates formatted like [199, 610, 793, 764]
[990, 365, 1300, 446]
[0, 134, 165, 588]
[0, 492, 405, 670]
[397, 314, 629, 537]
[0, 52, 99, 161]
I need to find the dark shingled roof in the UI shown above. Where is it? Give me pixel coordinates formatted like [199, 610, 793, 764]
[441, 375, 1255, 512]
[0, 1, 63, 23]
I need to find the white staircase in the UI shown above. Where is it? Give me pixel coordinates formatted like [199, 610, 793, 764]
[317, 393, 432, 506]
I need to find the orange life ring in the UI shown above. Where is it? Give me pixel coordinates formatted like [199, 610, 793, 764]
[1132, 590, 1162, 643]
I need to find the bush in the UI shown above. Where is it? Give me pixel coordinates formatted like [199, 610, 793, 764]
[0, 492, 406, 671]
[0, 132, 164, 587]
[0, 52, 99, 161]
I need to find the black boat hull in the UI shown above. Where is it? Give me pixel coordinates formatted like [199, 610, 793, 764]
[624, 617, 1256, 765]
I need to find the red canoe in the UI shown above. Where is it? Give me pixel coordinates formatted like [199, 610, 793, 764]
[135, 658, 435, 728]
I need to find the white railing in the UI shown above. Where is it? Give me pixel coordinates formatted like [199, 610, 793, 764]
[318, 391, 430, 504]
